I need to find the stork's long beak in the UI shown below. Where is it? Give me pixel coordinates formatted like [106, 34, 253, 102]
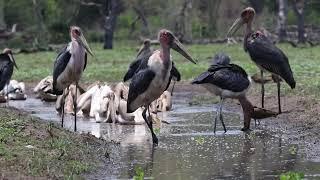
[77, 34, 94, 57]
[9, 53, 18, 70]
[171, 38, 197, 64]
[227, 18, 244, 38]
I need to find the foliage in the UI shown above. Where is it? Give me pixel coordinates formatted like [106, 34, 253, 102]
[1, 0, 320, 46]
[280, 171, 304, 180]
[133, 166, 144, 180]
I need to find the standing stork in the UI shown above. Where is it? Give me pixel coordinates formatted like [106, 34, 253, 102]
[192, 53, 253, 132]
[0, 48, 18, 102]
[52, 26, 93, 131]
[127, 29, 197, 145]
[227, 7, 295, 114]
[124, 39, 181, 94]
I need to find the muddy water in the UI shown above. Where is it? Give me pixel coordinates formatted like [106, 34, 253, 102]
[7, 92, 320, 180]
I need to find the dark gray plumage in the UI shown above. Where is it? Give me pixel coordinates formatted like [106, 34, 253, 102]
[192, 63, 250, 93]
[247, 33, 295, 88]
[0, 49, 17, 92]
[192, 53, 253, 132]
[127, 69, 155, 113]
[212, 52, 231, 65]
[0, 54, 14, 91]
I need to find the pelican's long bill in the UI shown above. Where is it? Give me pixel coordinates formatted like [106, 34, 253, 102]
[77, 33, 94, 57]
[226, 18, 244, 38]
[9, 53, 18, 70]
[171, 38, 197, 64]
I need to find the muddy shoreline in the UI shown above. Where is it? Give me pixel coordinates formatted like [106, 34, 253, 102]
[177, 82, 320, 161]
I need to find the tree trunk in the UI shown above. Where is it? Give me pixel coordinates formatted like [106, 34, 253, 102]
[103, 14, 117, 49]
[292, 0, 306, 43]
[103, 0, 123, 49]
[248, 0, 265, 14]
[0, 0, 5, 30]
[132, 6, 150, 36]
[32, 0, 47, 46]
[174, 0, 192, 43]
[207, 0, 221, 38]
[277, 0, 288, 42]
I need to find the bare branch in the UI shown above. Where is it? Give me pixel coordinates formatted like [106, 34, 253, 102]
[80, 0, 103, 7]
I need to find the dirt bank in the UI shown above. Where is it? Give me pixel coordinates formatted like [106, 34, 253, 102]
[0, 106, 114, 179]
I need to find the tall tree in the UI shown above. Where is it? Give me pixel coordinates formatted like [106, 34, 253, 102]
[277, 0, 288, 42]
[103, 0, 124, 49]
[207, 0, 221, 38]
[131, 3, 150, 36]
[174, 0, 192, 42]
[292, 0, 306, 43]
[0, 0, 6, 30]
[247, 0, 265, 14]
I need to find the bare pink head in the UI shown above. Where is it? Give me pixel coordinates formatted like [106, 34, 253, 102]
[240, 7, 256, 24]
[158, 29, 174, 46]
[3, 48, 12, 54]
[70, 26, 82, 39]
[2, 48, 18, 69]
[227, 7, 256, 37]
[69, 26, 94, 56]
[158, 29, 196, 64]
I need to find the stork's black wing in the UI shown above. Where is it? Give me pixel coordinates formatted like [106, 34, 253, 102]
[123, 52, 152, 81]
[171, 62, 181, 81]
[164, 63, 181, 91]
[127, 69, 155, 113]
[52, 48, 71, 95]
[84, 52, 87, 70]
[192, 64, 250, 92]
[0, 54, 13, 91]
[247, 35, 295, 88]
[123, 58, 143, 82]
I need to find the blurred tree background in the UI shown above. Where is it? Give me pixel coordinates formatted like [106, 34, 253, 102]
[0, 0, 319, 49]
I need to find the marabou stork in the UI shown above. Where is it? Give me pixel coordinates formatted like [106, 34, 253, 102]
[0, 48, 18, 102]
[127, 29, 197, 144]
[123, 39, 181, 94]
[52, 26, 93, 131]
[192, 53, 253, 132]
[227, 7, 295, 114]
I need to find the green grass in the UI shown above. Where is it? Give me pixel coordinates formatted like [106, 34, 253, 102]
[11, 42, 320, 98]
[0, 107, 106, 179]
[280, 171, 304, 180]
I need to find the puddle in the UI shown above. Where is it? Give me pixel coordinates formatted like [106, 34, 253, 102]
[6, 93, 320, 179]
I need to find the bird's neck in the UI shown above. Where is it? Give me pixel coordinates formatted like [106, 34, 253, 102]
[160, 45, 171, 66]
[238, 96, 253, 130]
[71, 40, 85, 55]
[244, 22, 253, 52]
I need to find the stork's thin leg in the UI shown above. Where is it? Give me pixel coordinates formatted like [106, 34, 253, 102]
[61, 86, 68, 128]
[171, 81, 176, 96]
[254, 118, 261, 128]
[218, 98, 227, 133]
[142, 106, 158, 145]
[214, 98, 226, 133]
[61, 94, 65, 128]
[6, 83, 9, 106]
[261, 70, 265, 108]
[277, 78, 282, 114]
[73, 83, 78, 132]
[213, 106, 218, 133]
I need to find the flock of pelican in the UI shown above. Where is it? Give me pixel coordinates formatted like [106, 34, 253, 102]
[0, 7, 295, 145]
